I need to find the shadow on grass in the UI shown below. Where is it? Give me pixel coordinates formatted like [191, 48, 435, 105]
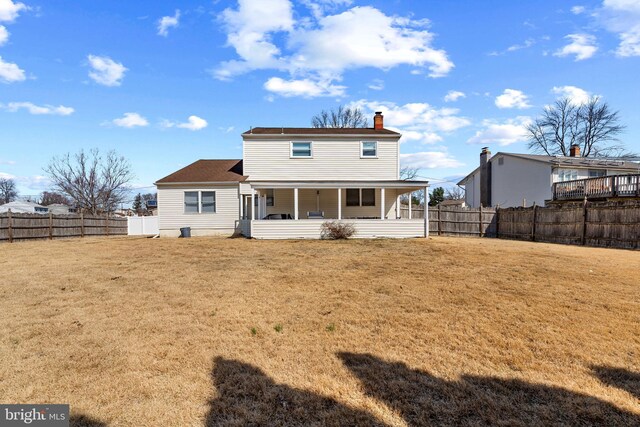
[593, 365, 640, 400]
[70, 414, 107, 427]
[338, 352, 640, 426]
[204, 357, 387, 426]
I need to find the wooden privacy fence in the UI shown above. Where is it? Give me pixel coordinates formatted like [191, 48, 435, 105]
[401, 206, 497, 237]
[0, 211, 127, 243]
[497, 202, 640, 249]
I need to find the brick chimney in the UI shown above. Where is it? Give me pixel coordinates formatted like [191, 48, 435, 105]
[480, 147, 492, 207]
[374, 111, 384, 130]
[569, 144, 581, 157]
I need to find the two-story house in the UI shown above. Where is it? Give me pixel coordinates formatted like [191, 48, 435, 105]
[155, 112, 430, 239]
[458, 146, 640, 208]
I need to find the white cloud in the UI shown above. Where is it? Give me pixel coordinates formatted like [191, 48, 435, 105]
[0, 25, 8, 45]
[599, 0, 640, 57]
[111, 112, 149, 128]
[1, 101, 74, 115]
[467, 117, 532, 146]
[551, 85, 591, 105]
[350, 99, 471, 145]
[368, 78, 384, 90]
[157, 9, 180, 37]
[264, 76, 346, 97]
[301, 0, 353, 19]
[0, 55, 25, 82]
[215, 1, 453, 97]
[495, 89, 531, 109]
[444, 90, 465, 102]
[87, 55, 127, 86]
[0, 159, 15, 165]
[554, 33, 598, 60]
[0, 0, 28, 23]
[571, 5, 586, 14]
[219, 126, 235, 133]
[400, 151, 464, 169]
[162, 115, 208, 131]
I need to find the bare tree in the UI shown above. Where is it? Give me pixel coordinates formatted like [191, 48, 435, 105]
[0, 177, 18, 204]
[526, 97, 628, 157]
[400, 166, 419, 180]
[39, 191, 71, 206]
[44, 149, 134, 215]
[445, 187, 464, 200]
[311, 105, 368, 128]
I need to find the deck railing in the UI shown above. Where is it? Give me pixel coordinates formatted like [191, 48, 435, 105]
[553, 174, 640, 201]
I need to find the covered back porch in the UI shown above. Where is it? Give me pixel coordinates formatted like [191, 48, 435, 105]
[238, 181, 429, 239]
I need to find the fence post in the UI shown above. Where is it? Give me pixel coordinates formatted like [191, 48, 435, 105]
[581, 198, 588, 246]
[437, 204, 442, 236]
[495, 207, 500, 238]
[7, 208, 13, 243]
[479, 205, 483, 237]
[105, 212, 109, 236]
[531, 205, 537, 242]
[80, 211, 85, 238]
[49, 211, 53, 240]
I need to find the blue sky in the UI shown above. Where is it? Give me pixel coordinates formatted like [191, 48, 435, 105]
[1, 0, 639, 199]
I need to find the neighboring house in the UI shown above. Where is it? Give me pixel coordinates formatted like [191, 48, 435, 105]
[0, 201, 49, 214]
[458, 146, 640, 208]
[156, 112, 430, 239]
[439, 199, 466, 208]
[46, 204, 74, 214]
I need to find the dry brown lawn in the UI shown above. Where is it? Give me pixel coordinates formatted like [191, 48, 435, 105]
[0, 236, 639, 426]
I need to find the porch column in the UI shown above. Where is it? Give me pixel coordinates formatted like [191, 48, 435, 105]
[294, 188, 299, 220]
[337, 188, 342, 220]
[239, 193, 244, 220]
[251, 189, 255, 220]
[380, 188, 385, 220]
[396, 194, 400, 219]
[424, 186, 429, 238]
[408, 192, 412, 219]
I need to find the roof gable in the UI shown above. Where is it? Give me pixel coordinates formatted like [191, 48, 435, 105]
[156, 159, 245, 184]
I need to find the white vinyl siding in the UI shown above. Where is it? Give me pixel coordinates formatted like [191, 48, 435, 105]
[250, 219, 425, 239]
[244, 138, 399, 180]
[158, 185, 238, 236]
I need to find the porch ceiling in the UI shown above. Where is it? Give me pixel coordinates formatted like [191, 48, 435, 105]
[248, 180, 429, 190]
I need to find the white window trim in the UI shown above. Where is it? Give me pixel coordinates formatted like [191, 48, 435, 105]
[360, 141, 378, 158]
[184, 190, 216, 214]
[290, 141, 313, 158]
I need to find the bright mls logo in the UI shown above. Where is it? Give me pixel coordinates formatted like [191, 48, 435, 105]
[1, 405, 69, 426]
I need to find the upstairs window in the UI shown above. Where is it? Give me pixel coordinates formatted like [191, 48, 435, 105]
[361, 141, 377, 158]
[291, 142, 312, 158]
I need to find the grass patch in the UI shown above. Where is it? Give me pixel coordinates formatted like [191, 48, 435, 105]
[0, 236, 638, 425]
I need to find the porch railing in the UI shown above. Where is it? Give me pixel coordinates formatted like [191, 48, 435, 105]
[553, 174, 640, 201]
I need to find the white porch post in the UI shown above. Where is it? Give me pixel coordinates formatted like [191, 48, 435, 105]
[337, 188, 342, 220]
[243, 196, 248, 220]
[294, 187, 299, 220]
[239, 194, 244, 220]
[424, 186, 429, 238]
[250, 189, 255, 220]
[408, 192, 412, 219]
[396, 194, 400, 219]
[380, 188, 385, 220]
